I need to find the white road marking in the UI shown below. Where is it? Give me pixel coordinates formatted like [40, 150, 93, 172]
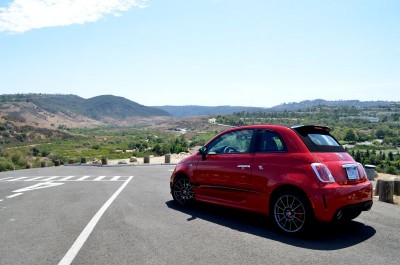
[77, 176, 91, 181]
[6, 193, 23, 198]
[1, 176, 128, 182]
[59, 176, 75, 181]
[8, 177, 28, 181]
[24, 177, 45, 181]
[111, 176, 121, 181]
[12, 182, 64, 193]
[58, 176, 134, 265]
[41, 176, 59, 181]
[94, 176, 106, 181]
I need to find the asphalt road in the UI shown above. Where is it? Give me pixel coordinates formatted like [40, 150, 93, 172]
[0, 165, 399, 265]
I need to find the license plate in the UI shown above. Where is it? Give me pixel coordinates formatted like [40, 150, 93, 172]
[345, 166, 360, 180]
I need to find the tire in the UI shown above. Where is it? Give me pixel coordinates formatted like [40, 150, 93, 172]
[172, 176, 195, 206]
[271, 190, 312, 234]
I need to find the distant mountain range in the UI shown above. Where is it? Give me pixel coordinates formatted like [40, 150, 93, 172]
[155, 99, 397, 117]
[1, 94, 397, 129]
[27, 94, 170, 119]
[0, 94, 171, 128]
[153, 105, 267, 118]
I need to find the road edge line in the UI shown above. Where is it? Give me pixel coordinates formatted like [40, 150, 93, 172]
[58, 176, 134, 265]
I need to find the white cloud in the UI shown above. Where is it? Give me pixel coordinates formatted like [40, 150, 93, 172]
[0, 0, 148, 33]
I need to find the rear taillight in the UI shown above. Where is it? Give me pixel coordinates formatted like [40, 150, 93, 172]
[358, 163, 368, 179]
[311, 163, 335, 183]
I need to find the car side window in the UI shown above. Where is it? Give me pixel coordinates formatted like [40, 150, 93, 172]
[207, 129, 254, 154]
[255, 130, 286, 152]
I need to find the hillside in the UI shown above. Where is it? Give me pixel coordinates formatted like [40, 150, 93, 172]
[156, 99, 398, 117]
[25, 94, 171, 119]
[154, 105, 268, 117]
[269, 99, 395, 111]
[0, 94, 173, 145]
[1, 94, 170, 122]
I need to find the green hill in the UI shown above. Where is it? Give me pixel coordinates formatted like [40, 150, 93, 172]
[1, 94, 171, 119]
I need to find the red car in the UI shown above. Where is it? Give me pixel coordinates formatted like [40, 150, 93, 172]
[170, 125, 373, 234]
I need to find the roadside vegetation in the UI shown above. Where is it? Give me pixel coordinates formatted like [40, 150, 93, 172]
[1, 104, 399, 174]
[0, 127, 196, 171]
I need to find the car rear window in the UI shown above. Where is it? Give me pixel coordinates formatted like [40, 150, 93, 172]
[292, 126, 345, 152]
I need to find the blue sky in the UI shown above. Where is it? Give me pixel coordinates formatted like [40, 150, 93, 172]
[0, 0, 399, 107]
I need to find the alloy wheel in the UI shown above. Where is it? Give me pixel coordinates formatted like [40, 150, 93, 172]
[173, 178, 194, 205]
[273, 194, 306, 233]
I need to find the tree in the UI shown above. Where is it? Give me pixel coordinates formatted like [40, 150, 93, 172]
[344, 129, 357, 142]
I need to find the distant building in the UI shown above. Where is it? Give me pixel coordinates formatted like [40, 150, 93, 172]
[208, 118, 216, 124]
[339, 116, 379, 123]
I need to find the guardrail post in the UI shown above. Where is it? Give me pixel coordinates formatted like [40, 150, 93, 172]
[165, 154, 171, 164]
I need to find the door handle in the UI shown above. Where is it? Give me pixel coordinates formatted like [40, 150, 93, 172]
[237, 165, 251, 168]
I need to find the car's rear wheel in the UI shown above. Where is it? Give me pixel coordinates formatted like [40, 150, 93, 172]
[272, 190, 311, 234]
[172, 176, 195, 206]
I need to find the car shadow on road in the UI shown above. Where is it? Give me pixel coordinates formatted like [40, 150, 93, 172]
[165, 200, 376, 250]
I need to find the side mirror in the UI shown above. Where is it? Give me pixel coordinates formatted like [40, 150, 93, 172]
[198, 146, 207, 161]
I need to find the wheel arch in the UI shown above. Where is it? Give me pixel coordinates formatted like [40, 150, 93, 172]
[170, 172, 189, 189]
[268, 184, 313, 216]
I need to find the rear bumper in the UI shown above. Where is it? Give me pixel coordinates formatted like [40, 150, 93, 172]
[311, 181, 373, 222]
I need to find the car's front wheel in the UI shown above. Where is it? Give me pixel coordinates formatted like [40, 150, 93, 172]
[271, 190, 312, 234]
[172, 176, 195, 206]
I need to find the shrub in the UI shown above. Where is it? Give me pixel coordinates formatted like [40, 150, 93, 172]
[0, 161, 15, 172]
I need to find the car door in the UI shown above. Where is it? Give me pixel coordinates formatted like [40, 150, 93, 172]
[251, 129, 288, 198]
[194, 129, 255, 203]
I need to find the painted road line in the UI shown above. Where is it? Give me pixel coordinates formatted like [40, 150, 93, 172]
[24, 177, 45, 181]
[94, 176, 106, 181]
[111, 176, 121, 181]
[0, 177, 13, 181]
[6, 193, 23, 198]
[41, 176, 60, 181]
[77, 176, 91, 181]
[13, 182, 64, 193]
[7, 177, 28, 181]
[59, 176, 75, 181]
[58, 176, 134, 265]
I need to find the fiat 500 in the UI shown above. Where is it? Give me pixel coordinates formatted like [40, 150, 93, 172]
[170, 125, 373, 234]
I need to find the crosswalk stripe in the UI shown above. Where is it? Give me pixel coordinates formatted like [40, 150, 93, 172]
[24, 177, 45, 181]
[59, 176, 75, 181]
[41, 176, 59, 181]
[0, 176, 128, 182]
[77, 176, 91, 181]
[8, 177, 28, 181]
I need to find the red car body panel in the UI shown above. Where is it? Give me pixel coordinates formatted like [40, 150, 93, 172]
[170, 125, 373, 223]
